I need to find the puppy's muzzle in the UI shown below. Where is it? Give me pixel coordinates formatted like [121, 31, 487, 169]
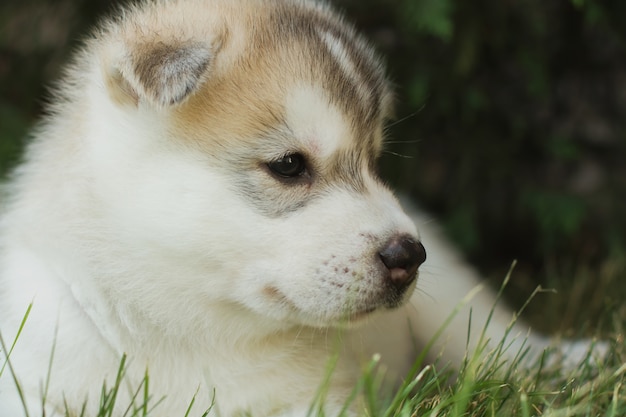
[378, 236, 426, 289]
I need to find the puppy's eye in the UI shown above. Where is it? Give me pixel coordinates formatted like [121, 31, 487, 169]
[267, 153, 307, 178]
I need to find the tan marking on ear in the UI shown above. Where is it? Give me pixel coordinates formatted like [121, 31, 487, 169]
[98, 0, 238, 110]
[103, 39, 214, 109]
[130, 41, 213, 107]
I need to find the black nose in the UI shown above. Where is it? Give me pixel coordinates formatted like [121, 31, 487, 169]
[378, 236, 426, 287]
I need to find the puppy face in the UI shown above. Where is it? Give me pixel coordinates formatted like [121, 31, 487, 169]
[89, 0, 425, 330]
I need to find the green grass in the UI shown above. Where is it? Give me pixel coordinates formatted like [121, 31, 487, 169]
[1, 290, 624, 417]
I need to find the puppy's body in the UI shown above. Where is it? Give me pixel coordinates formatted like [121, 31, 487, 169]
[0, 1, 586, 416]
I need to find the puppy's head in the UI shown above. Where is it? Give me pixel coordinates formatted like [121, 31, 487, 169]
[89, 0, 426, 329]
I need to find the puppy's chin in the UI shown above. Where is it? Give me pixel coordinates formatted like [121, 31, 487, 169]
[339, 296, 414, 327]
[260, 300, 382, 329]
[336, 306, 381, 327]
[297, 288, 417, 329]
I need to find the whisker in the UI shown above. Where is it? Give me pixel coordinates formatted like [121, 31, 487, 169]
[384, 139, 423, 145]
[382, 150, 414, 159]
[386, 103, 427, 128]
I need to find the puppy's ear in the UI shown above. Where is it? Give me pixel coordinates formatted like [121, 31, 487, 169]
[104, 40, 213, 108]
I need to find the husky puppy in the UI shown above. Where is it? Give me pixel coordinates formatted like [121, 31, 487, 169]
[0, 0, 601, 416]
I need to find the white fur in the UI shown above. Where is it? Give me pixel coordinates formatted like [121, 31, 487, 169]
[0, 1, 604, 416]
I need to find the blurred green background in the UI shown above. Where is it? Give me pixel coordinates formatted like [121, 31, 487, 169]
[0, 0, 624, 333]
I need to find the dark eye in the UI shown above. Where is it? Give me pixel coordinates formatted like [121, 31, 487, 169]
[267, 153, 307, 178]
